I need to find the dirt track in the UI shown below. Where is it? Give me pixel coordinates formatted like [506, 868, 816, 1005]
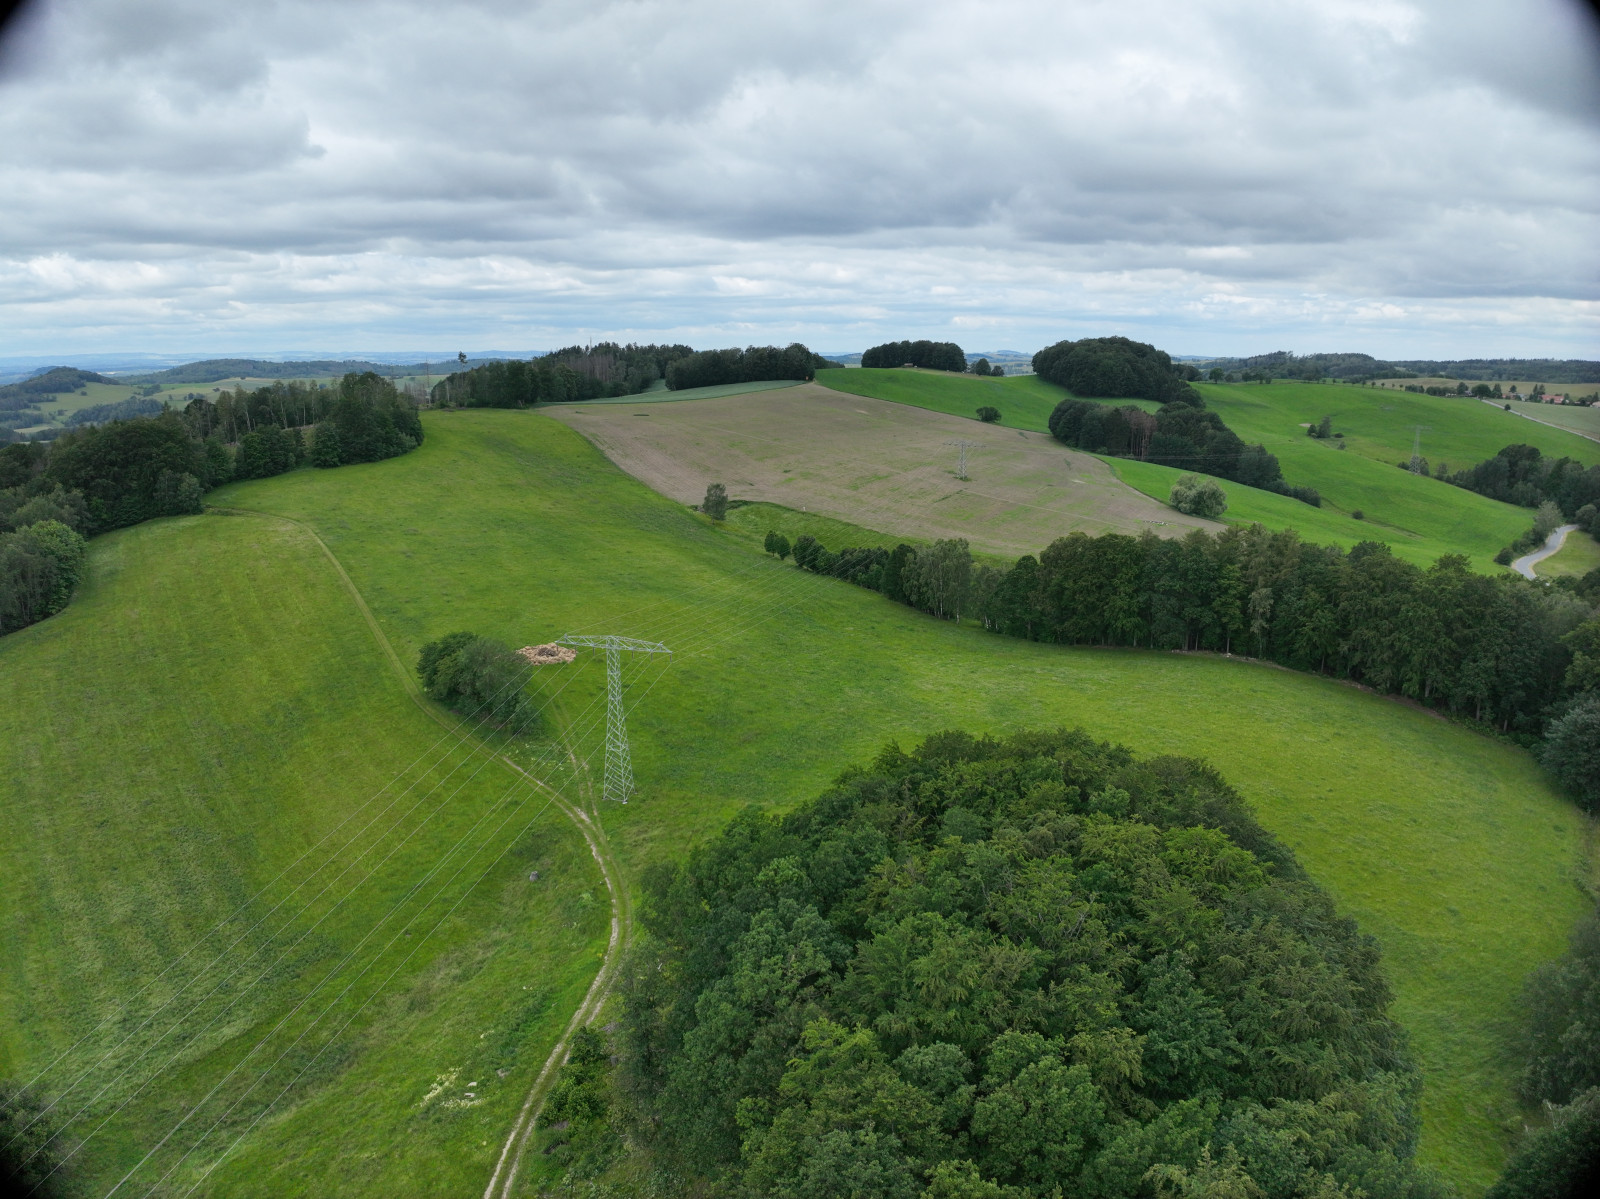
[548, 384, 1218, 557]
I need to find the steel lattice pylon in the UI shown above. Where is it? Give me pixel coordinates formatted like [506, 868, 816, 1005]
[557, 635, 671, 802]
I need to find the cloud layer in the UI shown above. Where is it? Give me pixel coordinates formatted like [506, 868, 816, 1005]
[1, 0, 1596, 356]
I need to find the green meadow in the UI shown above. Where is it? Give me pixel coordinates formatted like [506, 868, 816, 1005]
[817, 370, 1576, 570]
[2, 410, 1592, 1194]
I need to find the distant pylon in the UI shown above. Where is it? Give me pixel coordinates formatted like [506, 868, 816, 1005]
[945, 439, 983, 480]
[557, 635, 671, 802]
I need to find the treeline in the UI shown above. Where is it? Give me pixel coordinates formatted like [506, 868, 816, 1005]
[429, 343, 693, 406]
[186, 372, 423, 473]
[600, 729, 1442, 1197]
[124, 357, 430, 385]
[1447, 444, 1600, 516]
[1049, 396, 1321, 506]
[1194, 350, 1600, 385]
[1033, 336, 1201, 404]
[67, 396, 164, 426]
[770, 524, 1600, 805]
[0, 372, 423, 638]
[665, 343, 837, 390]
[861, 339, 968, 371]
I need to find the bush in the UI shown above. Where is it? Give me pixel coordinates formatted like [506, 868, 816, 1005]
[763, 531, 791, 560]
[0, 519, 87, 634]
[1170, 475, 1227, 518]
[417, 632, 534, 728]
[1486, 1088, 1600, 1199]
[234, 425, 297, 480]
[1541, 693, 1600, 812]
[310, 422, 342, 467]
[976, 406, 1001, 423]
[702, 482, 728, 521]
[1, 1080, 77, 1198]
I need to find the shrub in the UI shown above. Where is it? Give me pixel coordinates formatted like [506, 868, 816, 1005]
[1170, 475, 1227, 518]
[0, 519, 87, 634]
[702, 482, 728, 521]
[1, 1080, 77, 1198]
[417, 632, 534, 728]
[763, 531, 791, 560]
[976, 406, 1001, 423]
[310, 422, 342, 468]
[1486, 1088, 1600, 1199]
[1541, 693, 1600, 812]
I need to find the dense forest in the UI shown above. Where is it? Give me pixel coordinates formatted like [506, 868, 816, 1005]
[1032, 338, 1201, 405]
[665, 344, 838, 390]
[428, 343, 694, 406]
[1048, 396, 1320, 506]
[861, 340, 968, 372]
[564, 728, 1446, 1197]
[766, 524, 1600, 810]
[0, 373, 422, 638]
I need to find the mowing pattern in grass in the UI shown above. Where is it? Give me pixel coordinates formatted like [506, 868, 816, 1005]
[218, 411, 1590, 1193]
[547, 384, 1214, 559]
[0, 513, 611, 1197]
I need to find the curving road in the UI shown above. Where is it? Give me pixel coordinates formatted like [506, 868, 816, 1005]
[1511, 523, 1578, 579]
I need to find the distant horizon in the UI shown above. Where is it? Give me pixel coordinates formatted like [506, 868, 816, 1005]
[5, 343, 1597, 380]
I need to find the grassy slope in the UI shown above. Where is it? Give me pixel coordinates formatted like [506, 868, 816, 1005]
[221, 411, 1588, 1192]
[0, 514, 611, 1196]
[820, 370, 1574, 570]
[1498, 397, 1600, 441]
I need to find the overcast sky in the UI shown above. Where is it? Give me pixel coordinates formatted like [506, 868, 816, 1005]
[0, 0, 1596, 361]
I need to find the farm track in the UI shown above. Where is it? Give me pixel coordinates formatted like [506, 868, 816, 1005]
[216, 506, 629, 1199]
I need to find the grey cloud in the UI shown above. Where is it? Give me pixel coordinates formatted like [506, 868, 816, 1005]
[0, 0, 1595, 355]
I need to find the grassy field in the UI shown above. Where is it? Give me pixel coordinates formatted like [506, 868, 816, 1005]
[226, 411, 1583, 1191]
[546, 383, 1218, 559]
[0, 514, 613, 1196]
[1496, 396, 1600, 441]
[817, 367, 1162, 430]
[3, 410, 1591, 1194]
[815, 370, 1570, 570]
[1200, 380, 1600, 477]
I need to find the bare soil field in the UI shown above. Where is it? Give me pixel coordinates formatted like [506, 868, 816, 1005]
[546, 383, 1217, 557]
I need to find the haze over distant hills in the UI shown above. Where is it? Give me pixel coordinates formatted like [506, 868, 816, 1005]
[4, 345, 1598, 392]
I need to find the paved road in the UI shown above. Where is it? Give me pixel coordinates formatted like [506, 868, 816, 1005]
[1512, 523, 1578, 579]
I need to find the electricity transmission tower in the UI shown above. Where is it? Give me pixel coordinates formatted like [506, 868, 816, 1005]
[945, 439, 983, 480]
[557, 635, 671, 802]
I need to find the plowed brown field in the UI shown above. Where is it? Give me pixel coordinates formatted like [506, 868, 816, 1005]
[546, 383, 1218, 557]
